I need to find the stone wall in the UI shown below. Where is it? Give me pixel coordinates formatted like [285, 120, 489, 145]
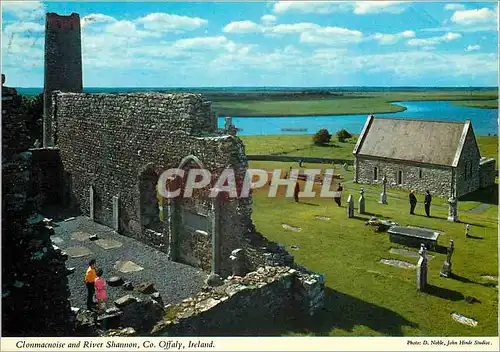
[148, 266, 325, 336]
[54, 92, 251, 276]
[455, 128, 481, 198]
[479, 158, 496, 189]
[354, 155, 453, 197]
[2, 77, 74, 336]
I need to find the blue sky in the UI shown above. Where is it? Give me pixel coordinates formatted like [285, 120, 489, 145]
[2, 1, 498, 87]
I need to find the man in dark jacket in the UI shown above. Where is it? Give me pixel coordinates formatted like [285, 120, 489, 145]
[409, 190, 417, 215]
[424, 190, 432, 217]
[334, 183, 343, 207]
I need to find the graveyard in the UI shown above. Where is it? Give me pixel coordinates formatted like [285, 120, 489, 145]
[245, 141, 498, 335]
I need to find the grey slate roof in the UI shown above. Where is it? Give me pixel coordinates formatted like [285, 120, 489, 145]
[354, 117, 470, 166]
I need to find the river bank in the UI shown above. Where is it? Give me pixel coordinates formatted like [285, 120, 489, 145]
[211, 90, 497, 117]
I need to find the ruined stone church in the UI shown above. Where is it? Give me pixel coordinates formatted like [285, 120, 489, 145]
[353, 115, 496, 198]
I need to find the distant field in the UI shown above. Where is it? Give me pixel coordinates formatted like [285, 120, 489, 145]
[452, 100, 498, 109]
[210, 90, 498, 117]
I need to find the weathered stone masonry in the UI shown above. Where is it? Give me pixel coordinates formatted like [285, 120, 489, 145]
[54, 92, 252, 276]
[2, 76, 74, 336]
[44, 13, 83, 147]
[355, 156, 453, 197]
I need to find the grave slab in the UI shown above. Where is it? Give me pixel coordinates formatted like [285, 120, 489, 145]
[481, 275, 497, 281]
[388, 226, 441, 250]
[95, 239, 122, 250]
[451, 312, 477, 327]
[282, 224, 302, 232]
[390, 248, 434, 260]
[380, 259, 416, 269]
[115, 260, 144, 273]
[315, 216, 330, 221]
[65, 247, 92, 258]
[71, 231, 92, 242]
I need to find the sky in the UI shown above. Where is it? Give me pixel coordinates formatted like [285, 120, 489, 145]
[1, 1, 499, 87]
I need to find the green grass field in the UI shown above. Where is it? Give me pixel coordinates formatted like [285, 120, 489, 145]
[210, 90, 498, 117]
[242, 134, 498, 336]
[452, 100, 498, 109]
[248, 160, 498, 336]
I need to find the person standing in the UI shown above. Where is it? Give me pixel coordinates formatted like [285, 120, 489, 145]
[424, 190, 432, 217]
[409, 190, 417, 215]
[84, 259, 97, 310]
[94, 269, 111, 313]
[334, 183, 343, 207]
[294, 181, 300, 203]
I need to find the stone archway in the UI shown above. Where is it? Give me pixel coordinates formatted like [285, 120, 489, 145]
[167, 155, 220, 274]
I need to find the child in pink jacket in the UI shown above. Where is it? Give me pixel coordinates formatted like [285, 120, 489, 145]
[94, 269, 111, 312]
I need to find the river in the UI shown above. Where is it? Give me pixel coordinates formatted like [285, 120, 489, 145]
[218, 101, 498, 136]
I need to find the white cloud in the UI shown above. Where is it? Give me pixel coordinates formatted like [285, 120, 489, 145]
[353, 1, 405, 15]
[272, 1, 405, 15]
[223, 21, 263, 34]
[3, 22, 44, 35]
[408, 32, 462, 46]
[270, 22, 320, 34]
[2, 1, 45, 21]
[272, 1, 349, 14]
[261, 15, 277, 25]
[372, 30, 415, 45]
[105, 20, 160, 38]
[466, 44, 481, 51]
[451, 8, 497, 26]
[81, 13, 117, 28]
[135, 13, 208, 32]
[444, 4, 466, 11]
[300, 26, 363, 45]
[173, 36, 233, 50]
[267, 22, 363, 46]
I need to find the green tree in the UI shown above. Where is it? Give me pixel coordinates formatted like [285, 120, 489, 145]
[336, 128, 352, 143]
[313, 128, 332, 145]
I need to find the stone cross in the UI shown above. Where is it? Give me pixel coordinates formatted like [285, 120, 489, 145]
[358, 188, 365, 214]
[447, 196, 458, 222]
[347, 195, 354, 218]
[440, 239, 454, 278]
[379, 176, 388, 204]
[416, 244, 428, 292]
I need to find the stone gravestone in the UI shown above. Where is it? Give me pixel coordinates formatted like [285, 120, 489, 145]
[89, 186, 95, 221]
[112, 196, 119, 231]
[416, 244, 428, 292]
[229, 248, 247, 277]
[379, 176, 388, 204]
[347, 195, 354, 218]
[465, 224, 470, 238]
[440, 239, 454, 277]
[447, 196, 458, 222]
[343, 163, 349, 171]
[358, 188, 365, 214]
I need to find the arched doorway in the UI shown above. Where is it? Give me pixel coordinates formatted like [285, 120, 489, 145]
[138, 164, 162, 233]
[167, 155, 218, 273]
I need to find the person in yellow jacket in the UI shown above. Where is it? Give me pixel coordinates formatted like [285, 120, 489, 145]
[84, 259, 97, 310]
